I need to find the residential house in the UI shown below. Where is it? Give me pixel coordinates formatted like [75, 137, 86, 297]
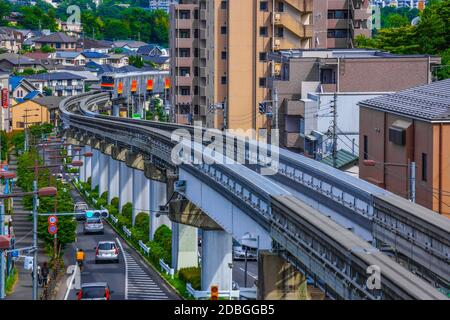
[105, 54, 129, 68]
[0, 27, 23, 53]
[25, 72, 86, 97]
[34, 32, 78, 51]
[52, 51, 86, 66]
[143, 55, 170, 70]
[113, 40, 148, 52]
[136, 44, 168, 57]
[56, 20, 83, 38]
[33, 96, 63, 127]
[9, 76, 41, 101]
[269, 49, 441, 161]
[78, 39, 113, 54]
[0, 53, 45, 73]
[358, 79, 450, 217]
[81, 51, 109, 65]
[10, 99, 52, 131]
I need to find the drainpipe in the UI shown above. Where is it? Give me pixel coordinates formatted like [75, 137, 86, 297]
[439, 123, 443, 214]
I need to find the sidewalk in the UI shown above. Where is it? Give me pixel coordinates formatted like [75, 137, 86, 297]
[5, 153, 48, 300]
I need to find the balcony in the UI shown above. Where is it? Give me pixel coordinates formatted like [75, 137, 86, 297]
[199, 67, 207, 78]
[176, 76, 193, 86]
[175, 95, 192, 104]
[199, 48, 207, 59]
[199, 29, 207, 40]
[283, 0, 313, 12]
[353, 8, 371, 21]
[273, 12, 313, 38]
[200, 9, 206, 21]
[285, 100, 305, 116]
[176, 19, 193, 29]
[284, 132, 304, 149]
[176, 38, 194, 48]
[199, 85, 206, 97]
[175, 57, 193, 67]
[327, 19, 349, 29]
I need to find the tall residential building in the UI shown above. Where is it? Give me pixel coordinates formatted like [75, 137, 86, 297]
[313, 0, 372, 49]
[149, 0, 179, 12]
[170, 0, 314, 133]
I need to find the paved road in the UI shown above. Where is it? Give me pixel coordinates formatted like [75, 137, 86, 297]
[233, 260, 258, 289]
[63, 174, 179, 300]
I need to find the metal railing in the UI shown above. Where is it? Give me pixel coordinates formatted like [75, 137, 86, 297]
[159, 259, 174, 278]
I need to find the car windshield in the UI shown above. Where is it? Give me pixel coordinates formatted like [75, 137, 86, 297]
[87, 219, 101, 224]
[82, 286, 106, 299]
[99, 243, 115, 250]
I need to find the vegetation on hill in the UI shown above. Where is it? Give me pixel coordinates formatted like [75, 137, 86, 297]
[357, 0, 450, 79]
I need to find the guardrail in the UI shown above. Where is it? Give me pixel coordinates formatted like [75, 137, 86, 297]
[122, 226, 132, 238]
[185, 283, 240, 300]
[139, 240, 150, 256]
[110, 215, 118, 225]
[159, 259, 174, 278]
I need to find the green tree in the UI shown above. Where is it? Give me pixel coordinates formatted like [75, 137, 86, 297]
[40, 45, 56, 53]
[0, 0, 11, 26]
[129, 55, 144, 68]
[385, 14, 409, 28]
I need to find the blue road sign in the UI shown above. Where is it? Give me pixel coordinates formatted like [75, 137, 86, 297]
[11, 250, 19, 258]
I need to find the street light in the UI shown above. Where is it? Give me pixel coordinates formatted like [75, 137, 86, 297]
[363, 159, 416, 202]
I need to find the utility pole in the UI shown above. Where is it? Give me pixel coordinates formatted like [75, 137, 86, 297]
[273, 87, 279, 130]
[332, 92, 338, 168]
[32, 160, 38, 300]
[408, 159, 416, 203]
[0, 202, 5, 299]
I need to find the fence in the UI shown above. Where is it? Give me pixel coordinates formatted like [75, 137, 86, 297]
[138, 240, 150, 256]
[122, 226, 132, 238]
[159, 259, 174, 278]
[110, 215, 118, 225]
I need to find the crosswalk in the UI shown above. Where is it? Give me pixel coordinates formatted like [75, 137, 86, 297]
[120, 243, 169, 300]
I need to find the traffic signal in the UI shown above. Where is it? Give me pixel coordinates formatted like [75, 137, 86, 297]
[85, 209, 109, 219]
[210, 285, 219, 300]
[258, 102, 266, 114]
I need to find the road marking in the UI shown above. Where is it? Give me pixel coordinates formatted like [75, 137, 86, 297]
[239, 267, 258, 280]
[64, 265, 78, 300]
[116, 237, 128, 300]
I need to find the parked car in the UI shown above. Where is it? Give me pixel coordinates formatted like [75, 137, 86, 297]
[233, 246, 257, 261]
[95, 241, 119, 263]
[77, 282, 113, 300]
[74, 202, 89, 221]
[83, 218, 104, 234]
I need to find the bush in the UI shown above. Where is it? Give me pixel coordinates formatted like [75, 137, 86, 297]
[105, 204, 118, 216]
[100, 191, 108, 200]
[111, 197, 119, 209]
[121, 202, 132, 219]
[87, 177, 92, 186]
[147, 241, 171, 265]
[178, 267, 201, 290]
[154, 225, 172, 254]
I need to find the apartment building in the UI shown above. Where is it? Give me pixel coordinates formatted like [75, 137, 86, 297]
[25, 72, 86, 97]
[269, 49, 441, 158]
[170, 0, 314, 132]
[149, 0, 178, 12]
[313, 0, 371, 49]
[358, 79, 450, 217]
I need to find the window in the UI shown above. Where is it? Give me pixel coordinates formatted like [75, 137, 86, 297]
[259, 52, 267, 61]
[327, 29, 349, 38]
[260, 1, 268, 11]
[259, 77, 266, 87]
[328, 10, 349, 19]
[181, 87, 190, 95]
[259, 26, 268, 37]
[277, 27, 284, 38]
[180, 67, 190, 76]
[221, 76, 227, 84]
[179, 29, 190, 38]
[422, 153, 427, 182]
[179, 48, 190, 57]
[363, 135, 368, 160]
[179, 10, 190, 19]
[278, 2, 284, 12]
[221, 0, 227, 9]
[320, 68, 336, 84]
[221, 51, 227, 59]
[221, 26, 227, 34]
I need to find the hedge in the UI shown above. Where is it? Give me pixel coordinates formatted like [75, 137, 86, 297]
[179, 267, 201, 290]
[111, 197, 119, 210]
[121, 202, 132, 219]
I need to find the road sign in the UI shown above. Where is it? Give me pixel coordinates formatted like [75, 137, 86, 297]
[48, 215, 58, 225]
[48, 224, 58, 235]
[11, 250, 19, 258]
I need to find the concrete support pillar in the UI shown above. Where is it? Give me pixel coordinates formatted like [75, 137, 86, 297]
[112, 104, 120, 117]
[171, 223, 198, 271]
[257, 251, 308, 300]
[98, 153, 109, 197]
[84, 145, 92, 183]
[119, 162, 133, 211]
[79, 146, 86, 183]
[67, 144, 72, 157]
[108, 157, 119, 204]
[91, 149, 100, 190]
[149, 179, 171, 240]
[132, 169, 150, 226]
[201, 230, 232, 291]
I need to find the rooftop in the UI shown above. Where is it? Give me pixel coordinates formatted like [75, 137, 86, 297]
[321, 149, 359, 169]
[113, 40, 148, 49]
[25, 71, 86, 81]
[0, 53, 38, 65]
[359, 79, 450, 122]
[34, 32, 77, 43]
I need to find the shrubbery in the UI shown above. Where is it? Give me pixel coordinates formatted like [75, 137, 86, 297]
[178, 267, 201, 290]
[121, 202, 132, 219]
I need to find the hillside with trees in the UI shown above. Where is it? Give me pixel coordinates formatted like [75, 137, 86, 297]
[357, 0, 449, 79]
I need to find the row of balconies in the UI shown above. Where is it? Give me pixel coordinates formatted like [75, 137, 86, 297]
[283, 0, 313, 12]
[273, 12, 313, 39]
